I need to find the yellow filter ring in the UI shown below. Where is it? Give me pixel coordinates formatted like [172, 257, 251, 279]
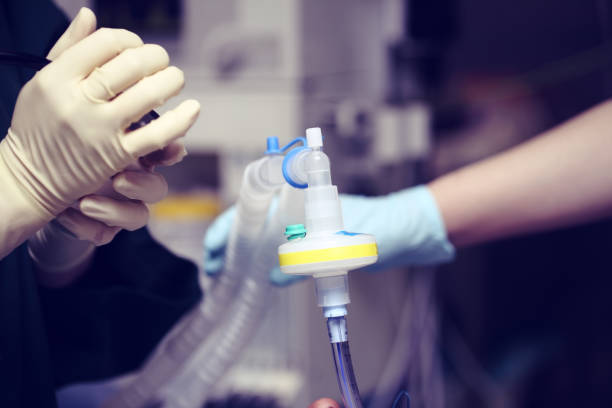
[278, 243, 378, 267]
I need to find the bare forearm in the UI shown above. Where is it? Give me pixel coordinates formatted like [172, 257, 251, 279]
[429, 100, 612, 247]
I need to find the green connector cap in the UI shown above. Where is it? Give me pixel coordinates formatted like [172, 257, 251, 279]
[285, 224, 306, 240]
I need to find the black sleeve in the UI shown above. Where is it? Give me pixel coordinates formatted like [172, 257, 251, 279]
[39, 228, 203, 387]
[0, 0, 69, 134]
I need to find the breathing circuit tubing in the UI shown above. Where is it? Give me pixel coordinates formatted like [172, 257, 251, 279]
[328, 316, 363, 408]
[160, 185, 305, 407]
[104, 138, 308, 408]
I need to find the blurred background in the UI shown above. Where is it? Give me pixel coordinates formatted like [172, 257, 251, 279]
[53, 0, 612, 407]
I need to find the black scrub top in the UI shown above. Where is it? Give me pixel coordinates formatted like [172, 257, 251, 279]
[0, 1, 203, 407]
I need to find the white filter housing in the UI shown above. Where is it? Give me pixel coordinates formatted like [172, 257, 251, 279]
[278, 232, 377, 277]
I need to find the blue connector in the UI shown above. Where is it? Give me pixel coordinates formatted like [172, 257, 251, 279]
[264, 136, 310, 189]
[265, 137, 282, 155]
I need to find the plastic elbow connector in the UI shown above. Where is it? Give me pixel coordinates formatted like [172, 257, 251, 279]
[315, 275, 350, 317]
[282, 147, 309, 188]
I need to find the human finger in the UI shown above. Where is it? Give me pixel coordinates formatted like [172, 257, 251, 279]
[47, 7, 97, 60]
[56, 208, 121, 246]
[51, 27, 143, 79]
[140, 140, 187, 168]
[111, 66, 185, 128]
[79, 195, 149, 231]
[121, 99, 200, 157]
[81, 44, 169, 103]
[112, 170, 168, 203]
[308, 398, 340, 408]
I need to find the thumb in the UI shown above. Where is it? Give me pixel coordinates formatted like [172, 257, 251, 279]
[47, 7, 97, 60]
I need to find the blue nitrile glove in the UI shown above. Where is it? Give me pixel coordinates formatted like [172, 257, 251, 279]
[339, 185, 455, 271]
[203, 201, 305, 287]
[203, 185, 455, 285]
[203, 207, 235, 276]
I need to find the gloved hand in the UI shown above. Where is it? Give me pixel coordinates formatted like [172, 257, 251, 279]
[336, 185, 455, 270]
[0, 7, 200, 258]
[203, 185, 455, 285]
[29, 158, 173, 287]
[53, 144, 184, 246]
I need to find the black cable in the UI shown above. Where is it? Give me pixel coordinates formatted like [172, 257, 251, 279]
[0, 51, 50, 70]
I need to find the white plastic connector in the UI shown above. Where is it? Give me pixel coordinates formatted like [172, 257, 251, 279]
[315, 274, 350, 318]
[306, 127, 323, 148]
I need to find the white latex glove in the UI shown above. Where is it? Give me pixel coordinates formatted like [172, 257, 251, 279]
[30, 159, 174, 287]
[57, 154, 179, 245]
[0, 7, 200, 259]
[52, 137, 185, 247]
[28, 9, 187, 283]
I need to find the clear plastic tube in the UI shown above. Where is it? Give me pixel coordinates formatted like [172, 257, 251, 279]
[103, 156, 285, 408]
[161, 184, 304, 407]
[328, 317, 363, 408]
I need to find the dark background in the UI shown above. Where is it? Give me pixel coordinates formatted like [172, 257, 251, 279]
[435, 1, 612, 407]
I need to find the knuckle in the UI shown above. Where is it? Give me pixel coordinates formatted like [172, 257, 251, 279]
[54, 101, 79, 124]
[117, 28, 143, 46]
[96, 28, 123, 57]
[96, 27, 115, 45]
[97, 28, 142, 57]
[121, 47, 144, 76]
[82, 69, 109, 102]
[31, 70, 55, 95]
